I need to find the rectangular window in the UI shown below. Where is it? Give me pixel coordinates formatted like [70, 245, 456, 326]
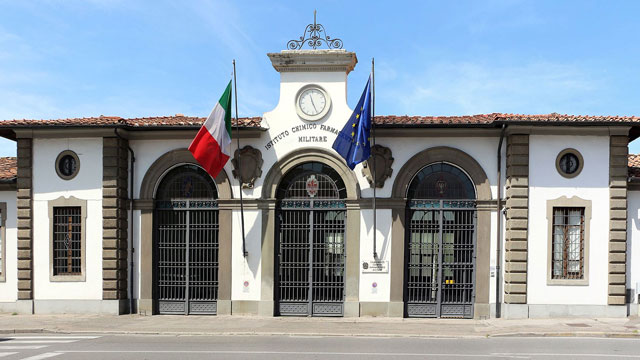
[552, 207, 585, 280]
[52, 206, 82, 276]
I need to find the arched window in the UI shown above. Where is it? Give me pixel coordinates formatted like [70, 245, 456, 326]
[277, 162, 346, 200]
[407, 162, 475, 200]
[156, 164, 218, 200]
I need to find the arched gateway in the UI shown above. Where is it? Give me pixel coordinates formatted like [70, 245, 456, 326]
[405, 162, 477, 318]
[275, 162, 347, 316]
[154, 164, 220, 315]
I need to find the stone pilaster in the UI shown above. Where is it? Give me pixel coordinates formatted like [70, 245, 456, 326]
[16, 138, 33, 300]
[102, 137, 129, 302]
[608, 135, 628, 305]
[504, 134, 529, 304]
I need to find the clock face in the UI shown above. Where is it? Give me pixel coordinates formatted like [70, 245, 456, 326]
[298, 88, 327, 116]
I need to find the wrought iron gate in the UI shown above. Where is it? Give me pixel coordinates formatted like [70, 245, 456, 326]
[404, 162, 477, 319]
[275, 162, 347, 316]
[405, 200, 476, 318]
[154, 165, 219, 315]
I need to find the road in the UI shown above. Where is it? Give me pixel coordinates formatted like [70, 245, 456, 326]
[0, 334, 639, 359]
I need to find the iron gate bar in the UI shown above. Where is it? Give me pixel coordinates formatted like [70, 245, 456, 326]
[156, 199, 219, 315]
[277, 200, 346, 316]
[406, 199, 476, 318]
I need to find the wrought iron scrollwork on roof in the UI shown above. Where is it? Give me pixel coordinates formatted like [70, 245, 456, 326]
[287, 10, 343, 50]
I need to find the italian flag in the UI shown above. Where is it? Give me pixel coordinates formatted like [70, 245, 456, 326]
[189, 81, 233, 178]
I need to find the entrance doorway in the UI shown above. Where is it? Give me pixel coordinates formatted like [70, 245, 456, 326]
[275, 162, 347, 316]
[154, 164, 219, 315]
[405, 162, 477, 318]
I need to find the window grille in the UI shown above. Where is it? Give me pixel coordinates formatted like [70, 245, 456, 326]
[407, 162, 475, 200]
[552, 207, 585, 279]
[53, 206, 82, 275]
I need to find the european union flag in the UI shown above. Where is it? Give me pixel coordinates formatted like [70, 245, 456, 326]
[332, 77, 372, 169]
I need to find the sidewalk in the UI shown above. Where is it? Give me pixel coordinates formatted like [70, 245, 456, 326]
[1, 314, 639, 338]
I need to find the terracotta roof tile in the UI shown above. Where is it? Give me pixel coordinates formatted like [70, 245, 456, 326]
[374, 114, 497, 126]
[0, 157, 17, 181]
[0, 115, 261, 128]
[125, 116, 262, 128]
[1, 113, 640, 129]
[629, 154, 640, 179]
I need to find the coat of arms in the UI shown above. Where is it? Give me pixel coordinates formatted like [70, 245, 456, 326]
[305, 175, 319, 197]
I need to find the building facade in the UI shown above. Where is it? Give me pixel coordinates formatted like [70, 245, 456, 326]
[0, 49, 639, 319]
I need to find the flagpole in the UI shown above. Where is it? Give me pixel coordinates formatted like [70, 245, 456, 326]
[371, 58, 378, 260]
[233, 59, 248, 257]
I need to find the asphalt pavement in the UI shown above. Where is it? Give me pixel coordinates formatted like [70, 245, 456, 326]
[1, 334, 640, 359]
[1, 313, 640, 338]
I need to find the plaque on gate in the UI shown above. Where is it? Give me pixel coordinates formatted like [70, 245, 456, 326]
[362, 260, 388, 273]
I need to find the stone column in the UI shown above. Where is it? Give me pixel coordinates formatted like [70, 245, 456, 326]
[504, 134, 529, 311]
[16, 138, 33, 313]
[102, 137, 129, 313]
[608, 135, 628, 305]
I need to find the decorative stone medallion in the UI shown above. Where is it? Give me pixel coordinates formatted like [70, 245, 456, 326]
[232, 146, 263, 188]
[362, 144, 394, 188]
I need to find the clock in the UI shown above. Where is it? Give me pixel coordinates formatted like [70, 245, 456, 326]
[295, 85, 331, 121]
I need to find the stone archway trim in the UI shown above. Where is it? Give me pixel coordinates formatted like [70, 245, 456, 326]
[391, 146, 491, 201]
[137, 148, 233, 315]
[389, 146, 493, 319]
[258, 148, 361, 317]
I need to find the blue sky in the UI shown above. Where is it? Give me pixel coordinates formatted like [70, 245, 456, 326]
[1, 0, 640, 156]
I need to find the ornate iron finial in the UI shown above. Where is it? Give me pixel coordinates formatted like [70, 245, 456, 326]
[287, 10, 343, 50]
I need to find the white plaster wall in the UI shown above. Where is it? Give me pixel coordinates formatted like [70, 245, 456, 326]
[359, 209, 392, 302]
[628, 191, 640, 304]
[129, 66, 506, 308]
[231, 209, 261, 300]
[32, 138, 103, 300]
[528, 135, 610, 305]
[0, 191, 17, 302]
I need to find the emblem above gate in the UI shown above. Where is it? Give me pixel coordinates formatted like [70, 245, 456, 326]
[362, 144, 394, 188]
[305, 175, 319, 197]
[232, 145, 263, 189]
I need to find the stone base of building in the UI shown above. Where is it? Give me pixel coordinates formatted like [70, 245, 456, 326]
[0, 300, 34, 314]
[502, 304, 629, 318]
[359, 302, 403, 317]
[34, 300, 128, 314]
[1, 300, 129, 314]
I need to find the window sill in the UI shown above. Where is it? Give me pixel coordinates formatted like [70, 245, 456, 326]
[50, 274, 86, 282]
[546, 278, 589, 286]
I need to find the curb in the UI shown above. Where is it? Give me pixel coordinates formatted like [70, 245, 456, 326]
[1, 328, 639, 339]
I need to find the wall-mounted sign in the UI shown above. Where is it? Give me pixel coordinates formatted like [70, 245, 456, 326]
[362, 260, 388, 273]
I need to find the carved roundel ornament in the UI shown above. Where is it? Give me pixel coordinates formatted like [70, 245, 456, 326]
[296, 85, 331, 121]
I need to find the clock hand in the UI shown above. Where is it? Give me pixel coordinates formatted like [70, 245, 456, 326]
[309, 96, 318, 112]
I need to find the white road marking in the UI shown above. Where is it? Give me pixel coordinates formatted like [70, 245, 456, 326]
[18, 353, 62, 360]
[0, 346, 47, 350]
[0, 353, 17, 358]
[8, 340, 76, 344]
[57, 350, 640, 358]
[5, 336, 99, 340]
[53, 351, 501, 357]
[494, 353, 640, 358]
